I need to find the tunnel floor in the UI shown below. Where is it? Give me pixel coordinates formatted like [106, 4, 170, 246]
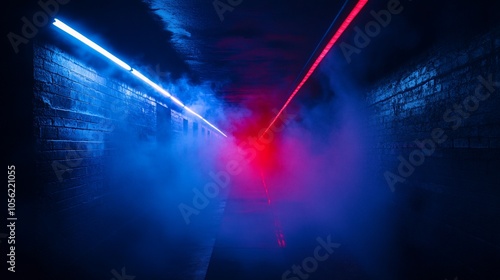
[204, 168, 375, 280]
[32, 159, 498, 280]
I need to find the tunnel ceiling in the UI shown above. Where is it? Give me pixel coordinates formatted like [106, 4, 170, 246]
[43, 0, 500, 111]
[135, 0, 500, 109]
[141, 0, 353, 107]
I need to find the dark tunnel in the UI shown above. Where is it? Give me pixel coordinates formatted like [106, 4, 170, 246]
[2, 0, 500, 279]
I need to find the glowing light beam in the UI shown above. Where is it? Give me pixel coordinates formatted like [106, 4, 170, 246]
[52, 18, 227, 138]
[262, 0, 368, 136]
[53, 19, 132, 71]
[131, 69, 171, 98]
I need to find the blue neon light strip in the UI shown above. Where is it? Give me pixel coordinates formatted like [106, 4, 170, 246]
[52, 18, 227, 138]
[53, 19, 131, 71]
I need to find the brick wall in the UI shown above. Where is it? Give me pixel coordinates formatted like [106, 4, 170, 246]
[367, 27, 500, 278]
[32, 41, 220, 270]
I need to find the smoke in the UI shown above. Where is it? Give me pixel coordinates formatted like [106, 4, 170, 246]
[91, 78, 231, 279]
[31, 47, 233, 278]
[270, 52, 398, 279]
[32, 40, 406, 278]
[39, 27, 401, 279]
[204, 50, 400, 279]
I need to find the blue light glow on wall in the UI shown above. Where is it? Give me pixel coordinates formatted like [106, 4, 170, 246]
[52, 18, 227, 138]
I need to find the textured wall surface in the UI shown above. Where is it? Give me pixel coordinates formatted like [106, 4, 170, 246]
[31, 42, 219, 276]
[367, 27, 500, 278]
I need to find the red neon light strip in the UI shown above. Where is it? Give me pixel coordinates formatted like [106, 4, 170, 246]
[262, 0, 368, 135]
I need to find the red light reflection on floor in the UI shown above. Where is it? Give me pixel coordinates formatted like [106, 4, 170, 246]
[259, 169, 286, 248]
